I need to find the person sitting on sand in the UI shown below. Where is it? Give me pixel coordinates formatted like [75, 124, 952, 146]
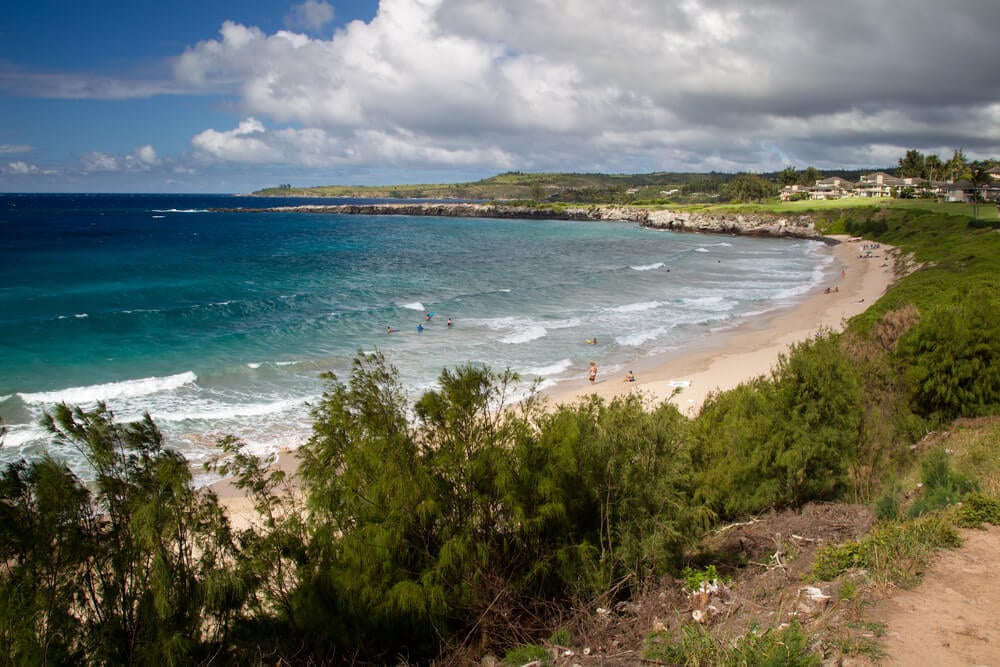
[624, 370, 636, 383]
[588, 361, 597, 384]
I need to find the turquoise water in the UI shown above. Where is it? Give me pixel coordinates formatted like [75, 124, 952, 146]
[0, 194, 835, 479]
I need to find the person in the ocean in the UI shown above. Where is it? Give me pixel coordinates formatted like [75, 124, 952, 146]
[447, 318, 453, 327]
[425, 313, 433, 321]
[417, 323, 424, 333]
[588, 361, 597, 384]
[386, 325, 393, 334]
[586, 337, 597, 345]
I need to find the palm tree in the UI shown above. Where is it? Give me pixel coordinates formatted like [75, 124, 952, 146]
[969, 162, 991, 220]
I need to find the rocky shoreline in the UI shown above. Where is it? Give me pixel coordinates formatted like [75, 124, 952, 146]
[215, 202, 828, 242]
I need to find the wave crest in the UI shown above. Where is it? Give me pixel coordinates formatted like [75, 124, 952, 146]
[18, 371, 198, 405]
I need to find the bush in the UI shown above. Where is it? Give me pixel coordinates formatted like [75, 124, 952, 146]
[954, 493, 1000, 529]
[907, 447, 978, 518]
[898, 288, 1000, 422]
[811, 515, 961, 587]
[644, 621, 819, 666]
[693, 332, 863, 518]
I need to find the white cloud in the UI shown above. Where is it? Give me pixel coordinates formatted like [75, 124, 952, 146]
[5, 160, 40, 175]
[165, 0, 1000, 175]
[0, 144, 33, 155]
[81, 152, 120, 173]
[124, 145, 161, 170]
[285, 0, 336, 33]
[8, 0, 1000, 188]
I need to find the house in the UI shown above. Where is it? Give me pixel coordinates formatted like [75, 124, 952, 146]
[779, 184, 809, 201]
[856, 172, 904, 198]
[941, 180, 974, 203]
[810, 177, 854, 200]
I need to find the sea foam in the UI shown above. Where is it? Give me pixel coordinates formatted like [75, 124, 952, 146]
[630, 262, 665, 271]
[18, 371, 198, 405]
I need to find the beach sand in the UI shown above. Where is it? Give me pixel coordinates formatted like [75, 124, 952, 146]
[212, 235, 897, 507]
[544, 235, 897, 416]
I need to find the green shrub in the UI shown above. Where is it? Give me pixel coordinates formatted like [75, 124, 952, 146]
[899, 288, 1000, 422]
[907, 448, 978, 518]
[644, 621, 819, 666]
[681, 564, 729, 592]
[954, 493, 1000, 528]
[811, 515, 961, 587]
[503, 643, 549, 665]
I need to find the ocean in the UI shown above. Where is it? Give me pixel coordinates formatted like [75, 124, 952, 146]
[0, 193, 835, 482]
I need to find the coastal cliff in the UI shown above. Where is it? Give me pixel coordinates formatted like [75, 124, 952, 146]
[217, 202, 823, 241]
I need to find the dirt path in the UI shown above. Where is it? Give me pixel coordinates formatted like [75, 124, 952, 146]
[871, 525, 1000, 666]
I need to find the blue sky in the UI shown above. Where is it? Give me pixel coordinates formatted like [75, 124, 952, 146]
[2, 1, 999, 193]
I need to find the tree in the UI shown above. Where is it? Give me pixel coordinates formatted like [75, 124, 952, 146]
[723, 173, 778, 203]
[924, 154, 944, 182]
[778, 166, 798, 186]
[968, 161, 992, 219]
[946, 148, 968, 182]
[42, 404, 237, 665]
[897, 149, 925, 178]
[528, 180, 545, 203]
[797, 166, 822, 187]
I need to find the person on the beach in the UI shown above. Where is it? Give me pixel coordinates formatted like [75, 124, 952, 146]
[624, 370, 636, 383]
[588, 361, 597, 384]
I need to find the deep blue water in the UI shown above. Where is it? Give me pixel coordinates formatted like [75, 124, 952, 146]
[0, 193, 835, 479]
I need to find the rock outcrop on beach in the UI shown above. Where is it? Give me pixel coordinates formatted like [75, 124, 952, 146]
[215, 202, 823, 241]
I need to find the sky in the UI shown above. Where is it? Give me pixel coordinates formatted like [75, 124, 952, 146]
[1, 0, 998, 193]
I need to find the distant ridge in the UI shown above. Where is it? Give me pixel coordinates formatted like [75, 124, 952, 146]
[251, 169, 894, 202]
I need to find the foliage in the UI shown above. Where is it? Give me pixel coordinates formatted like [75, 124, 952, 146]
[906, 447, 978, 518]
[722, 173, 779, 203]
[644, 621, 819, 666]
[693, 333, 862, 517]
[681, 564, 729, 593]
[954, 493, 1000, 529]
[503, 643, 550, 665]
[0, 403, 238, 666]
[810, 515, 961, 587]
[203, 436, 309, 658]
[897, 289, 1000, 422]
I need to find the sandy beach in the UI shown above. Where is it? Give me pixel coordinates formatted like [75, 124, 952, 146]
[544, 235, 897, 416]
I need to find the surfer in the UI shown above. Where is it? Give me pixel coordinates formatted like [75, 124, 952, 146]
[386, 326, 393, 334]
[586, 337, 598, 345]
[425, 312, 434, 321]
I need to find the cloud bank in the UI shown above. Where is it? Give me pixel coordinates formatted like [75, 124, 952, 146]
[4, 0, 1000, 189]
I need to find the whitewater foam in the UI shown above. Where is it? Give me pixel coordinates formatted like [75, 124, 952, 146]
[630, 262, 665, 271]
[18, 371, 198, 405]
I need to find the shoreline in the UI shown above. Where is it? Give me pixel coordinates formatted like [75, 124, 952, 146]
[212, 235, 897, 507]
[543, 235, 896, 415]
